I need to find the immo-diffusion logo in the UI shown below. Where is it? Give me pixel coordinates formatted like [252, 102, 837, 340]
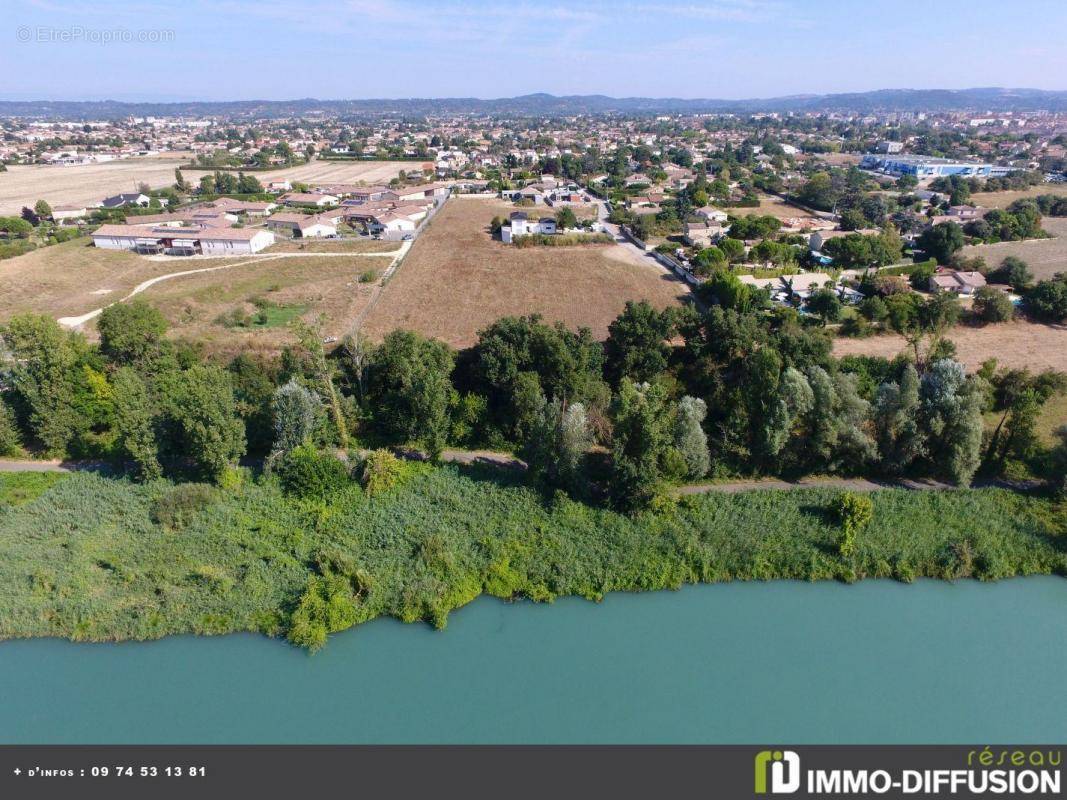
[752, 748, 1062, 796]
[755, 750, 802, 794]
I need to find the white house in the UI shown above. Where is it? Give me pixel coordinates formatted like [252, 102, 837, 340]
[696, 206, 729, 224]
[929, 269, 986, 296]
[368, 212, 417, 235]
[501, 212, 557, 243]
[266, 213, 337, 238]
[101, 192, 150, 208]
[197, 228, 275, 254]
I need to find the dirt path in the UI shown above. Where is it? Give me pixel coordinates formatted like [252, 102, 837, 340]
[56, 253, 290, 328]
[678, 476, 1039, 494]
[54, 242, 413, 329]
[347, 240, 415, 333]
[0, 454, 1038, 494]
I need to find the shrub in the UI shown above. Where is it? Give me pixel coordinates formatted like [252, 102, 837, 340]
[839, 316, 873, 338]
[287, 574, 358, 652]
[831, 491, 873, 557]
[275, 444, 350, 500]
[217, 466, 249, 494]
[511, 233, 613, 247]
[150, 483, 220, 530]
[361, 448, 404, 497]
[972, 286, 1014, 324]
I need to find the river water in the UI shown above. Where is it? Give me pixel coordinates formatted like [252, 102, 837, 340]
[1, 578, 1064, 743]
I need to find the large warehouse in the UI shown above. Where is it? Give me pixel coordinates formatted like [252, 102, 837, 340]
[860, 154, 1015, 179]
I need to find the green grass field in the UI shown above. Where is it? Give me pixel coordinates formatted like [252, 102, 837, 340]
[0, 473, 69, 507]
[0, 466, 1063, 650]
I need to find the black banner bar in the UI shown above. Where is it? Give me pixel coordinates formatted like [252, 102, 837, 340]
[0, 745, 1062, 800]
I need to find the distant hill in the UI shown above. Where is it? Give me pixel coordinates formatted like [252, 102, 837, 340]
[2, 88, 1066, 119]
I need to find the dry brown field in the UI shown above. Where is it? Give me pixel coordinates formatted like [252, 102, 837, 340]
[959, 217, 1067, 281]
[728, 194, 818, 221]
[360, 199, 689, 347]
[228, 159, 412, 187]
[136, 254, 385, 357]
[833, 319, 1067, 373]
[0, 156, 411, 215]
[0, 154, 194, 215]
[0, 237, 248, 320]
[977, 184, 1067, 210]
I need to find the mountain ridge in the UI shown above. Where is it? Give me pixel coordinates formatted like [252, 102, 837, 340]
[2, 88, 1066, 118]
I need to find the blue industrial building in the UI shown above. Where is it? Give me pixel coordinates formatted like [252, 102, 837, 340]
[860, 154, 1014, 179]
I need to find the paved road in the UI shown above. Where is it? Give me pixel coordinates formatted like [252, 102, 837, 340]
[596, 200, 705, 310]
[596, 201, 654, 268]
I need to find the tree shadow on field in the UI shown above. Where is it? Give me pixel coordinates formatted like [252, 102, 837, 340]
[799, 502, 843, 556]
[450, 460, 529, 491]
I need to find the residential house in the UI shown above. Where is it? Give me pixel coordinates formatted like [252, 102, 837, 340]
[501, 211, 557, 243]
[208, 197, 277, 217]
[266, 212, 338, 238]
[280, 192, 338, 208]
[696, 206, 729, 224]
[344, 186, 390, 204]
[683, 221, 727, 248]
[929, 269, 986, 296]
[101, 192, 151, 209]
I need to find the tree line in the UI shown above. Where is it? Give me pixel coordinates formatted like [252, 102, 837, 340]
[1, 298, 1064, 510]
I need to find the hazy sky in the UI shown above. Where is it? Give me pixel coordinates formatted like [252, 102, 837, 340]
[4, 0, 1065, 101]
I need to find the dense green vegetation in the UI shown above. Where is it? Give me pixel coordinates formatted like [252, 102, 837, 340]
[0, 466, 1063, 650]
[1, 267, 1065, 652]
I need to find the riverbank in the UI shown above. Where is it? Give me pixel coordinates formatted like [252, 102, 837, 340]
[0, 466, 1064, 650]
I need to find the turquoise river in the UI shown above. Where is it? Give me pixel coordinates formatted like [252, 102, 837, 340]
[1, 577, 1066, 743]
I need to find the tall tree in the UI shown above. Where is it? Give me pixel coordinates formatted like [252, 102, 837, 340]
[610, 380, 675, 511]
[292, 319, 348, 449]
[97, 300, 168, 368]
[111, 367, 161, 480]
[161, 364, 246, 481]
[272, 379, 320, 455]
[919, 359, 984, 486]
[673, 396, 710, 479]
[1, 314, 89, 456]
[369, 329, 454, 459]
[603, 300, 676, 386]
[873, 363, 924, 474]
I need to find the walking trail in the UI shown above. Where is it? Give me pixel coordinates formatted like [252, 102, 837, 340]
[0, 455, 1038, 494]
